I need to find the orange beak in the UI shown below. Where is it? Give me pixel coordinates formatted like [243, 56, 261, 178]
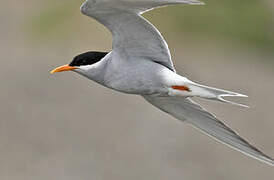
[50, 64, 78, 74]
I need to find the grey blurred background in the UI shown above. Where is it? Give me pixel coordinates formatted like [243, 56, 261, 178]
[1, 0, 274, 180]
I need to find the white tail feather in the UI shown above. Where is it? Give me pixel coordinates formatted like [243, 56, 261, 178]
[217, 95, 249, 108]
[188, 83, 249, 107]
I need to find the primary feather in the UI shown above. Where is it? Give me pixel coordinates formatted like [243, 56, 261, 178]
[144, 96, 274, 166]
[81, 0, 204, 72]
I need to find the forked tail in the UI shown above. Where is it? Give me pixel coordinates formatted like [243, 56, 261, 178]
[187, 83, 248, 107]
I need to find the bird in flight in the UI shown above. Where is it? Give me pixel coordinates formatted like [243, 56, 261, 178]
[51, 0, 273, 166]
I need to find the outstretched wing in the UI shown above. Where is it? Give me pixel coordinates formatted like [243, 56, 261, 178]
[143, 95, 274, 166]
[80, 0, 203, 72]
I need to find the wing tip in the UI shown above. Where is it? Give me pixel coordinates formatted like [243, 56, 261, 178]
[186, 0, 205, 5]
[80, 1, 90, 16]
[244, 151, 274, 167]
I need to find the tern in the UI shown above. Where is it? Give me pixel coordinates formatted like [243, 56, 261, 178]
[51, 0, 274, 166]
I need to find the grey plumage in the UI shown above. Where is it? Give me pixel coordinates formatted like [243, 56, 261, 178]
[52, 0, 274, 166]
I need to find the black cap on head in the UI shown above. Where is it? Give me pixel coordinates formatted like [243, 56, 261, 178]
[69, 51, 109, 67]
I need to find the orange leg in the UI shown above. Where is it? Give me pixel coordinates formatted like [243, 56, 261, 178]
[172, 86, 190, 92]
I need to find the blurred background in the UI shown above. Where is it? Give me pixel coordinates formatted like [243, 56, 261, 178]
[1, 0, 274, 179]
